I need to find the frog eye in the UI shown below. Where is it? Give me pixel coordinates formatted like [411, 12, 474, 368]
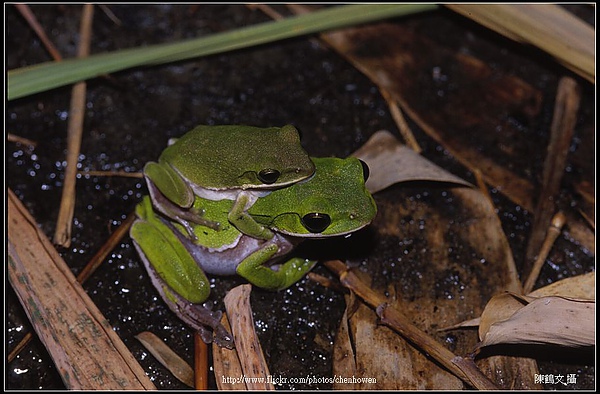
[258, 168, 281, 184]
[301, 213, 331, 233]
[359, 159, 370, 182]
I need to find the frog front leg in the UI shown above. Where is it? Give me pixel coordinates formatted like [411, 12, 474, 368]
[130, 197, 233, 348]
[144, 161, 221, 238]
[228, 191, 274, 240]
[236, 240, 317, 291]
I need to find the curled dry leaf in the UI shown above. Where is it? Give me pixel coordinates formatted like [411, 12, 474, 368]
[479, 296, 594, 348]
[529, 271, 595, 300]
[352, 129, 472, 194]
[479, 293, 529, 341]
[479, 272, 595, 348]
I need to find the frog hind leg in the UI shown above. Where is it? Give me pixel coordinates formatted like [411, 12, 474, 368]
[236, 242, 317, 291]
[130, 216, 234, 348]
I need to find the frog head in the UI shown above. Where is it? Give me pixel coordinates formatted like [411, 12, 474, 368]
[248, 156, 377, 238]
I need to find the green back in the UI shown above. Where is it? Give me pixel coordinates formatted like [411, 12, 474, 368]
[161, 124, 315, 190]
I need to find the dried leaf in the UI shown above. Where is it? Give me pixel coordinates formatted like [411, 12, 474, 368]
[135, 331, 195, 388]
[479, 272, 595, 342]
[221, 284, 274, 391]
[7, 189, 155, 390]
[339, 133, 540, 389]
[479, 293, 528, 341]
[529, 271, 595, 300]
[445, 4, 594, 83]
[213, 314, 249, 391]
[333, 293, 463, 390]
[480, 297, 595, 348]
[315, 18, 594, 254]
[352, 129, 472, 193]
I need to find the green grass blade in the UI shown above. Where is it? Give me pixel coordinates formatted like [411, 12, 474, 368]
[8, 4, 438, 100]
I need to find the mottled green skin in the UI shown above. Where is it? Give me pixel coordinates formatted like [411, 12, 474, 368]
[143, 124, 316, 240]
[146, 124, 315, 207]
[249, 157, 377, 237]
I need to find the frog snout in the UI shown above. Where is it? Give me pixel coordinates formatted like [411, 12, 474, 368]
[301, 212, 331, 233]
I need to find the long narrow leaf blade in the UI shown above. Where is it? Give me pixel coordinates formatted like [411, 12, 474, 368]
[8, 4, 437, 100]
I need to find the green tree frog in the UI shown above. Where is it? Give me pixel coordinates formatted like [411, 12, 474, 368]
[143, 124, 315, 240]
[130, 157, 377, 348]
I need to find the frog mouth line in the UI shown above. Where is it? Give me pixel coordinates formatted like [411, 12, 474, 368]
[236, 170, 316, 190]
[273, 222, 370, 239]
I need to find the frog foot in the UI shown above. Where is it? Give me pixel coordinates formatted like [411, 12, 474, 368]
[162, 290, 234, 348]
[179, 303, 234, 349]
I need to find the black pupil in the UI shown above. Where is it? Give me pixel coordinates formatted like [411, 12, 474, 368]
[301, 213, 332, 233]
[258, 168, 280, 184]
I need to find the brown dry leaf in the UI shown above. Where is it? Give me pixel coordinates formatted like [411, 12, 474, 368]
[345, 132, 540, 389]
[324, 23, 540, 210]
[445, 4, 594, 83]
[529, 271, 595, 299]
[478, 272, 595, 347]
[480, 296, 595, 348]
[333, 287, 464, 390]
[215, 284, 274, 391]
[7, 189, 155, 390]
[316, 17, 594, 254]
[352, 129, 472, 193]
[479, 293, 529, 341]
[135, 331, 195, 388]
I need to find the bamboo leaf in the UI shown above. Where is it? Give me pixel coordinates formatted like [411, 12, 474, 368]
[8, 4, 437, 100]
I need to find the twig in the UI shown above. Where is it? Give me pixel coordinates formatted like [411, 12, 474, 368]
[7, 133, 38, 149]
[78, 170, 144, 178]
[53, 4, 95, 247]
[307, 271, 347, 293]
[324, 259, 500, 390]
[76, 213, 135, 283]
[194, 332, 209, 390]
[135, 331, 194, 387]
[524, 77, 580, 276]
[14, 4, 63, 61]
[522, 211, 567, 294]
[247, 3, 285, 21]
[379, 89, 422, 153]
[98, 4, 122, 26]
[451, 356, 501, 391]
